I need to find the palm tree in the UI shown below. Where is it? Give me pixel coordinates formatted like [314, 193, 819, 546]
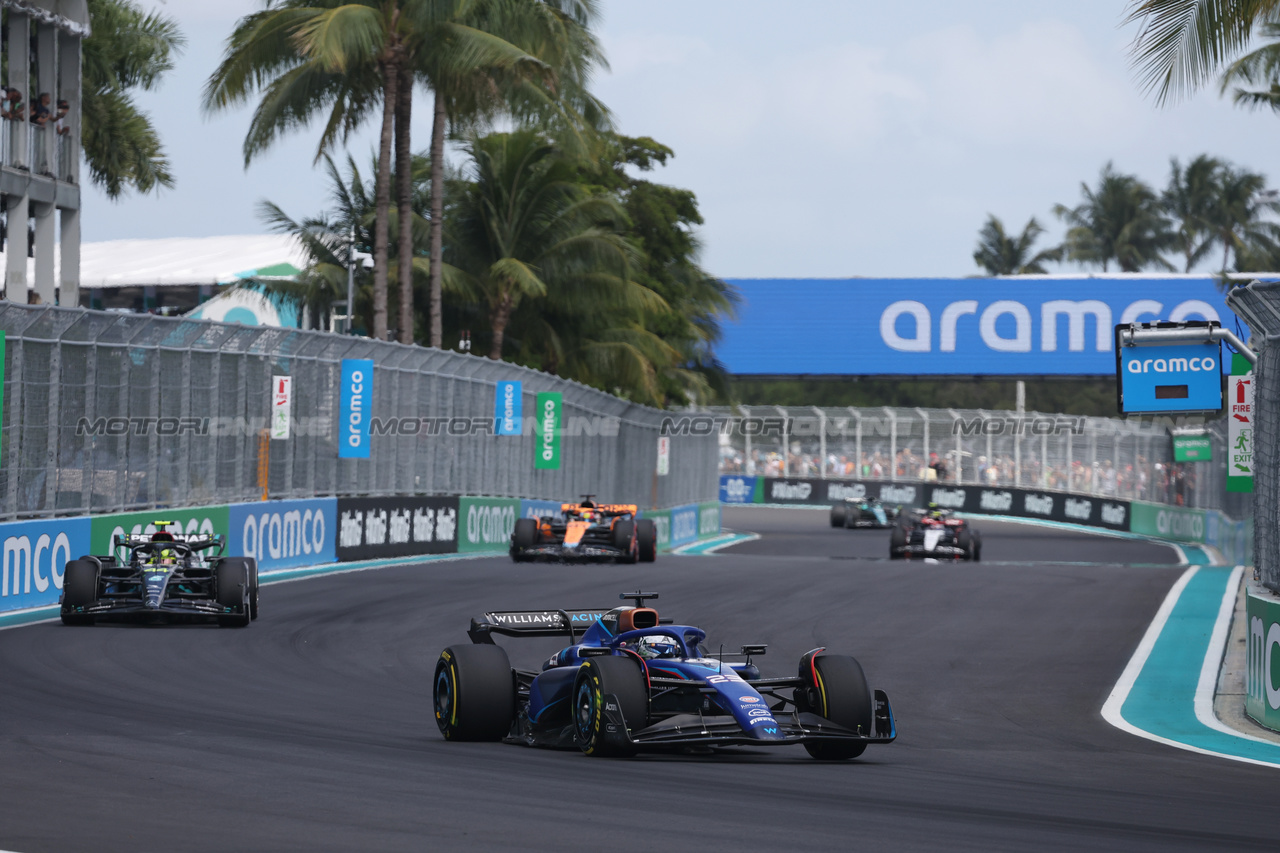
[1054, 164, 1174, 272]
[82, 0, 185, 198]
[1162, 155, 1222, 271]
[972, 215, 1062, 275]
[417, 0, 610, 348]
[1124, 0, 1280, 103]
[443, 130, 655, 361]
[255, 153, 377, 330]
[1219, 22, 1280, 111]
[1206, 164, 1280, 270]
[204, 0, 537, 342]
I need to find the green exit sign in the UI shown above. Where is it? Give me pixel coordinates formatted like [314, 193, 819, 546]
[1173, 434, 1212, 462]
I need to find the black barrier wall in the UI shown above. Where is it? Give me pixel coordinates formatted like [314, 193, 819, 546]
[757, 477, 1131, 532]
[336, 496, 461, 560]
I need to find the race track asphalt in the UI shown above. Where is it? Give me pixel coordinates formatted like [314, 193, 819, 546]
[1, 506, 1277, 852]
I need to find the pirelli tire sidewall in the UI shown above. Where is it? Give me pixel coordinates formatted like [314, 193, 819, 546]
[434, 645, 515, 742]
[574, 655, 647, 757]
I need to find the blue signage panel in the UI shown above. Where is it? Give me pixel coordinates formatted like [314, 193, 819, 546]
[0, 516, 92, 613]
[1117, 342, 1223, 413]
[717, 277, 1248, 376]
[339, 358, 374, 458]
[495, 381, 522, 436]
[229, 498, 337, 572]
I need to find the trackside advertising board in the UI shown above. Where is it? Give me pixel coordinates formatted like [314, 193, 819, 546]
[230, 498, 336, 571]
[460, 497, 521, 553]
[534, 393, 561, 470]
[495, 381, 522, 436]
[0, 516, 91, 612]
[640, 508, 671, 551]
[720, 475, 763, 504]
[339, 359, 374, 459]
[336, 496, 459, 561]
[718, 278, 1242, 376]
[1116, 340, 1224, 414]
[698, 502, 721, 539]
[1246, 588, 1280, 732]
[670, 504, 699, 546]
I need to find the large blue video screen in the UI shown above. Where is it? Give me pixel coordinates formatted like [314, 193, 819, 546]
[718, 278, 1247, 376]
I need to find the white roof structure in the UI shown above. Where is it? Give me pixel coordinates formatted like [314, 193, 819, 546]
[79, 234, 307, 289]
[0, 234, 308, 290]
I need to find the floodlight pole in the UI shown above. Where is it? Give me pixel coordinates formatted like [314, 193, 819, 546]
[1115, 323, 1255, 365]
[346, 223, 356, 335]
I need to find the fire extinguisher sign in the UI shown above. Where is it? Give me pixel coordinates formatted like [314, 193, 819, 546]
[271, 375, 293, 440]
[1227, 375, 1253, 493]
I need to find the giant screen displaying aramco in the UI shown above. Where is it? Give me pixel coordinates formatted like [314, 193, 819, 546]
[717, 277, 1251, 376]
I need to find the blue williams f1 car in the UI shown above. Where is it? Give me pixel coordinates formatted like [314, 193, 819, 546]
[433, 592, 896, 759]
[59, 521, 258, 627]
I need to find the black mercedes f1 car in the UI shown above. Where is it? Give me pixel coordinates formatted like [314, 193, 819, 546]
[59, 521, 258, 627]
[433, 592, 896, 759]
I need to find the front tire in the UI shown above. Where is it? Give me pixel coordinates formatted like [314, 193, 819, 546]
[797, 652, 873, 760]
[511, 518, 539, 563]
[845, 506, 863, 529]
[434, 644, 515, 741]
[574, 654, 648, 757]
[215, 559, 251, 628]
[830, 504, 846, 527]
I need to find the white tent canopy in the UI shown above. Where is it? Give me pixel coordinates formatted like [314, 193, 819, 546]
[1, 234, 309, 290]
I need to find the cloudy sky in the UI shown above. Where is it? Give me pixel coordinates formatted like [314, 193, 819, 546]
[87, 0, 1280, 278]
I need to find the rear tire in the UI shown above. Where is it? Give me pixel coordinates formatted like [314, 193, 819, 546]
[62, 559, 99, 607]
[829, 504, 846, 527]
[434, 644, 515, 741]
[636, 519, 657, 563]
[971, 530, 982, 562]
[797, 653, 873, 760]
[889, 526, 907, 559]
[612, 519, 637, 563]
[574, 654, 648, 757]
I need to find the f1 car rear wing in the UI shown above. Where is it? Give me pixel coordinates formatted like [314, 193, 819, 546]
[114, 533, 226, 552]
[469, 609, 610, 644]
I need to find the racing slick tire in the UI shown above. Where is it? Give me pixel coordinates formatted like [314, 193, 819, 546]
[889, 526, 907, 559]
[844, 506, 863, 528]
[636, 519, 658, 563]
[217, 558, 260, 620]
[796, 652, 874, 760]
[215, 559, 251, 628]
[971, 530, 982, 562]
[511, 518, 539, 563]
[574, 654, 647, 757]
[829, 504, 846, 528]
[612, 519, 638, 563]
[957, 528, 975, 561]
[60, 559, 99, 625]
[434, 644, 515, 741]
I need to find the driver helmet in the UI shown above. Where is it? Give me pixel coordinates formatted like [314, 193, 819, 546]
[153, 548, 176, 567]
[632, 635, 680, 660]
[927, 502, 944, 519]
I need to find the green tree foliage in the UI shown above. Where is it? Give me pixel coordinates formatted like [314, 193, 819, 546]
[1054, 163, 1174, 272]
[1123, 0, 1280, 104]
[82, 0, 185, 198]
[1162, 154, 1222, 271]
[1207, 162, 1280, 269]
[204, 0, 542, 343]
[972, 215, 1062, 275]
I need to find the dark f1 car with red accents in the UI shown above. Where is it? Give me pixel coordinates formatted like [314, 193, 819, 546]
[433, 591, 896, 759]
[830, 497, 899, 529]
[890, 506, 981, 561]
[59, 521, 258, 627]
[510, 496, 657, 564]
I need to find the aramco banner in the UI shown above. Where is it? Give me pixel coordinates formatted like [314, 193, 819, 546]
[718, 278, 1246, 375]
